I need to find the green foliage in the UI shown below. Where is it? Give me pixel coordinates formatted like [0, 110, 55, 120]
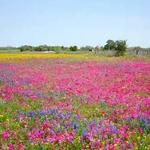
[0, 47, 19, 52]
[34, 45, 50, 51]
[69, 46, 78, 51]
[19, 45, 69, 52]
[19, 45, 33, 52]
[104, 40, 127, 56]
[80, 46, 93, 51]
[104, 40, 116, 50]
[115, 40, 127, 56]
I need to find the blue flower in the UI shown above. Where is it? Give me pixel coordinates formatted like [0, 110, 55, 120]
[110, 124, 117, 134]
[82, 128, 87, 136]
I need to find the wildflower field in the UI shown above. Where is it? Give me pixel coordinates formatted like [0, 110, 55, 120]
[0, 53, 150, 150]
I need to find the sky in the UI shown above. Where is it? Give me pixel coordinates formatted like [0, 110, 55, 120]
[0, 0, 150, 47]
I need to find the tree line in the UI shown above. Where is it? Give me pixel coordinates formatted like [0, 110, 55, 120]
[19, 40, 127, 56]
[1, 40, 149, 56]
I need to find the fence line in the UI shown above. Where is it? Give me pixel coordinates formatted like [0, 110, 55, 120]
[93, 49, 150, 56]
[127, 49, 150, 55]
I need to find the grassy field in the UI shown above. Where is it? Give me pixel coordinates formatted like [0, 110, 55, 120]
[0, 53, 150, 149]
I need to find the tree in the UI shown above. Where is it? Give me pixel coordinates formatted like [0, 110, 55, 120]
[69, 46, 78, 51]
[33, 46, 40, 51]
[103, 40, 127, 56]
[33, 45, 51, 51]
[20, 45, 33, 52]
[80, 46, 93, 51]
[61, 46, 64, 50]
[115, 40, 127, 56]
[104, 40, 116, 50]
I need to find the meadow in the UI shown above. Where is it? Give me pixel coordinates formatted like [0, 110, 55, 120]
[0, 53, 150, 150]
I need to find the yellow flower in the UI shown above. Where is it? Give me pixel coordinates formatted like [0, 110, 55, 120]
[0, 53, 93, 59]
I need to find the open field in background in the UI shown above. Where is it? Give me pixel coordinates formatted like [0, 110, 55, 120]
[0, 52, 149, 60]
[0, 53, 150, 149]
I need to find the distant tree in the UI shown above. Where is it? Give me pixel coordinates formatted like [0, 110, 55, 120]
[104, 40, 116, 50]
[80, 46, 93, 51]
[61, 46, 64, 50]
[34, 46, 41, 51]
[33, 45, 51, 51]
[115, 40, 127, 56]
[20, 45, 33, 52]
[40, 45, 50, 51]
[70, 46, 78, 51]
[103, 40, 127, 56]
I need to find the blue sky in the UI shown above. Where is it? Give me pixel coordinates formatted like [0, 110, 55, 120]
[0, 0, 150, 47]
